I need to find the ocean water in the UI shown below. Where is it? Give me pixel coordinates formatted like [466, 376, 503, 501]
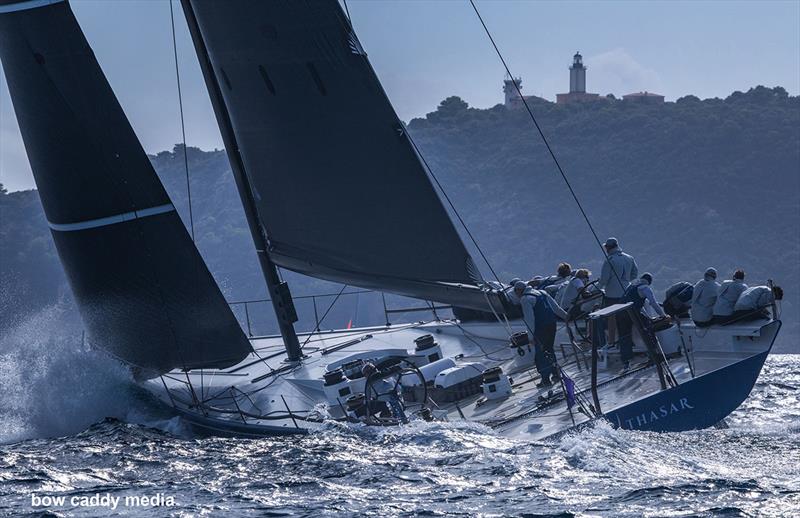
[0, 310, 798, 516]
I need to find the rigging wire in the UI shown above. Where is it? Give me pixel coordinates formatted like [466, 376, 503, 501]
[169, 0, 195, 242]
[338, 0, 507, 338]
[467, 0, 666, 398]
[301, 284, 350, 349]
[468, 0, 679, 384]
[468, 0, 614, 275]
[168, 0, 204, 402]
[342, 0, 500, 285]
[405, 132, 502, 285]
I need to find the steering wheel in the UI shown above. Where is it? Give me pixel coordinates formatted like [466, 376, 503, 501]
[569, 279, 602, 341]
[575, 279, 600, 301]
[363, 359, 428, 426]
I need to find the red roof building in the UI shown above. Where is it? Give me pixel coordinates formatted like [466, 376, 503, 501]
[622, 91, 665, 104]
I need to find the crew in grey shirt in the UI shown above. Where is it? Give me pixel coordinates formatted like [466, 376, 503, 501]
[729, 285, 775, 323]
[734, 286, 775, 312]
[713, 270, 748, 324]
[599, 237, 639, 301]
[558, 268, 592, 315]
[691, 267, 719, 327]
[505, 277, 523, 306]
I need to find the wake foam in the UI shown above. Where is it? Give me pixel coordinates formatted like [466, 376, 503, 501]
[0, 304, 143, 443]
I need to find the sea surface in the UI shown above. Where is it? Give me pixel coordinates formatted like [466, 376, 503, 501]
[0, 309, 798, 517]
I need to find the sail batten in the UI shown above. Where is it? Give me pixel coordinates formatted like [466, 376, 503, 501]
[0, 0, 63, 14]
[47, 204, 176, 232]
[184, 0, 503, 313]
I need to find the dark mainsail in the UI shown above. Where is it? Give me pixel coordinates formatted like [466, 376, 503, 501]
[182, 0, 504, 313]
[0, 0, 252, 376]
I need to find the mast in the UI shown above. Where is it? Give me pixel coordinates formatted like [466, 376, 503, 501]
[180, 0, 302, 361]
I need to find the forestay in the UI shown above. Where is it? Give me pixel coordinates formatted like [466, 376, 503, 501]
[182, 0, 503, 312]
[0, 0, 252, 376]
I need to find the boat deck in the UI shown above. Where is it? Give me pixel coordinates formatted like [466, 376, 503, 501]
[145, 316, 778, 440]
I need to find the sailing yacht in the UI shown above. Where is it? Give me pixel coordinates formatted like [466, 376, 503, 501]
[0, 0, 782, 440]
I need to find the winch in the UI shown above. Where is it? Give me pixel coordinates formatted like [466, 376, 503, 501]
[323, 367, 355, 413]
[481, 366, 513, 400]
[345, 392, 368, 418]
[409, 334, 443, 367]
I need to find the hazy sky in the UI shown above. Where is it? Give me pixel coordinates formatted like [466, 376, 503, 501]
[1, 0, 798, 192]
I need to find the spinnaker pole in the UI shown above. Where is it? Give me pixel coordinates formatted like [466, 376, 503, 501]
[180, 0, 302, 361]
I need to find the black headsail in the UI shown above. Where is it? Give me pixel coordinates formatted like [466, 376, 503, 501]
[0, 0, 252, 377]
[181, 0, 505, 314]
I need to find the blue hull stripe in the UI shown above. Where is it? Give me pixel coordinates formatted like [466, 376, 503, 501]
[605, 320, 780, 432]
[48, 203, 175, 232]
[0, 0, 64, 14]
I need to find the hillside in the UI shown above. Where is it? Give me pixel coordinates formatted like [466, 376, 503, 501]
[1, 86, 798, 351]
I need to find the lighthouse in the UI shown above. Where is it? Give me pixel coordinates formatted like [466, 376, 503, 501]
[556, 51, 600, 104]
[569, 52, 586, 93]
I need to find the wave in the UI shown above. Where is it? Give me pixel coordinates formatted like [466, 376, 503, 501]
[0, 304, 160, 443]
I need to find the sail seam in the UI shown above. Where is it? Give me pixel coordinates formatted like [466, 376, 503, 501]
[0, 0, 63, 14]
[48, 203, 175, 232]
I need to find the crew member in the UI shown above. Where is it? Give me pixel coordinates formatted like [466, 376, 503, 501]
[540, 262, 573, 296]
[598, 237, 639, 346]
[513, 281, 568, 387]
[558, 268, 592, 318]
[505, 277, 523, 305]
[620, 273, 667, 370]
[599, 238, 639, 301]
[713, 270, 748, 324]
[361, 362, 406, 423]
[732, 285, 776, 322]
[527, 275, 544, 289]
[663, 281, 693, 318]
[691, 267, 719, 327]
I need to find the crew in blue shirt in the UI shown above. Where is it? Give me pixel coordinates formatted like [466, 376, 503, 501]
[513, 281, 568, 387]
[620, 273, 667, 370]
[663, 281, 693, 318]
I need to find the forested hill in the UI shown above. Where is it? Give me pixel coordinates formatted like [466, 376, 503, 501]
[1, 86, 798, 351]
[406, 86, 799, 349]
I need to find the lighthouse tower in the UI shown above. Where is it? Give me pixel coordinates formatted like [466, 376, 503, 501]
[557, 51, 599, 104]
[569, 52, 586, 93]
[503, 75, 523, 107]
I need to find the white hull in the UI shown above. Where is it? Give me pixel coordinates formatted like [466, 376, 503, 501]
[144, 316, 780, 440]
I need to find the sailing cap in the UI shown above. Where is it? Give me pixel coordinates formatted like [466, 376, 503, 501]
[604, 237, 619, 249]
[509, 277, 522, 285]
[705, 267, 718, 278]
[641, 272, 653, 284]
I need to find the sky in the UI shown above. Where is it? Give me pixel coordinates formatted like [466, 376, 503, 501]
[1, 0, 798, 192]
